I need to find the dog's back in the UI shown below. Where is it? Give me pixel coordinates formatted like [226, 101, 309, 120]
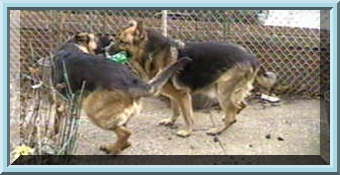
[53, 51, 149, 94]
[177, 42, 260, 91]
[53, 50, 191, 98]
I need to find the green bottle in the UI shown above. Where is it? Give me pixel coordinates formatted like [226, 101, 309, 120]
[107, 51, 131, 64]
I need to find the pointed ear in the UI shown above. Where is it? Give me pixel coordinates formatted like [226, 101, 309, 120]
[134, 21, 144, 37]
[136, 21, 144, 33]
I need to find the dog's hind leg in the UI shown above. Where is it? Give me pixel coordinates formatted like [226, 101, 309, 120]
[83, 90, 135, 155]
[207, 67, 256, 136]
[100, 126, 132, 155]
[206, 93, 238, 136]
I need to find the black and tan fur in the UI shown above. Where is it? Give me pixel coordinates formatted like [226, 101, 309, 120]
[117, 20, 272, 137]
[51, 32, 119, 134]
[52, 33, 191, 154]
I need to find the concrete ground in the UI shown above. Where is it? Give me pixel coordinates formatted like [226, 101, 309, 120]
[75, 96, 322, 155]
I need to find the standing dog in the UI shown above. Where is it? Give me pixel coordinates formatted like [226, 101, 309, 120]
[52, 33, 191, 154]
[117, 20, 271, 137]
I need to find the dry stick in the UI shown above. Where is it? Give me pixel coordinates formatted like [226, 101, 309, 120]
[38, 71, 48, 147]
[66, 81, 85, 154]
[27, 42, 41, 149]
[66, 91, 80, 154]
[208, 112, 226, 154]
[57, 124, 78, 155]
[69, 81, 86, 153]
[47, 54, 57, 137]
[45, 96, 52, 136]
[58, 61, 85, 154]
[59, 61, 74, 154]
[36, 89, 43, 155]
[19, 94, 26, 145]
[36, 93, 42, 155]
[60, 103, 71, 154]
[35, 88, 43, 153]
[43, 56, 52, 136]
[66, 105, 76, 154]
[62, 60, 74, 99]
[23, 41, 35, 146]
[58, 106, 69, 154]
[58, 81, 85, 154]
[58, 109, 67, 152]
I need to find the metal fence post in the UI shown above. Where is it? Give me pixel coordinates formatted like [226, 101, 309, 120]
[161, 10, 168, 37]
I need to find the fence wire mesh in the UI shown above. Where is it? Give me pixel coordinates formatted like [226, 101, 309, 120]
[13, 10, 329, 97]
[10, 9, 329, 155]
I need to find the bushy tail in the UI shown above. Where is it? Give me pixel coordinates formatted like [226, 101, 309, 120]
[128, 57, 191, 97]
[148, 57, 191, 95]
[169, 38, 186, 49]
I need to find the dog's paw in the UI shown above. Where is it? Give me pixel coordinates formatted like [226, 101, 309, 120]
[176, 129, 192, 137]
[99, 142, 131, 155]
[206, 128, 222, 136]
[99, 144, 119, 154]
[158, 118, 175, 126]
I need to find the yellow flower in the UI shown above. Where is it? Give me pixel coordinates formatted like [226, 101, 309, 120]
[12, 145, 35, 160]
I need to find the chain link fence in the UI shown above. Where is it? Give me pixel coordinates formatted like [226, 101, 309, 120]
[9, 9, 329, 156]
[14, 10, 329, 96]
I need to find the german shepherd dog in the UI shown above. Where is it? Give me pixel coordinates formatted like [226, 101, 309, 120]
[52, 32, 191, 154]
[117, 20, 272, 137]
[51, 32, 118, 134]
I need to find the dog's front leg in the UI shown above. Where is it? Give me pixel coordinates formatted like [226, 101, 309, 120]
[175, 91, 194, 137]
[159, 84, 193, 137]
[159, 99, 181, 126]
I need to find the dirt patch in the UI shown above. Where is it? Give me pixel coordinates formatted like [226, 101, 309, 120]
[74, 97, 322, 155]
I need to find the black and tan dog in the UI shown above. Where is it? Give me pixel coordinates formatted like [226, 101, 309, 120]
[52, 33, 190, 154]
[117, 20, 273, 137]
[51, 32, 119, 134]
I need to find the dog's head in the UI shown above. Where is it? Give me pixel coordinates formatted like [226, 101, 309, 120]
[117, 20, 147, 56]
[94, 33, 119, 56]
[72, 32, 98, 54]
[70, 32, 117, 55]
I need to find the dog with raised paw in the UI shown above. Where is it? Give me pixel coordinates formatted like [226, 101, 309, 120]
[52, 34, 191, 154]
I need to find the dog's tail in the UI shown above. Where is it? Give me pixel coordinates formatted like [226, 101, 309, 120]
[148, 57, 191, 95]
[128, 57, 191, 97]
[169, 38, 186, 49]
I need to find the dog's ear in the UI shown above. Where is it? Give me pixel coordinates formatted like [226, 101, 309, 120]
[136, 21, 144, 34]
[75, 32, 90, 43]
[134, 21, 146, 41]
